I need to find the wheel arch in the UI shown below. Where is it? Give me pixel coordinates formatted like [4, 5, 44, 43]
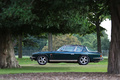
[37, 54, 49, 60]
[78, 54, 89, 59]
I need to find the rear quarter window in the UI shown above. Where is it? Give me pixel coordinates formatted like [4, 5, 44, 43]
[76, 46, 83, 52]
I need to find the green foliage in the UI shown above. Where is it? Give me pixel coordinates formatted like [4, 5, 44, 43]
[101, 31, 110, 50]
[0, 0, 97, 35]
[74, 31, 110, 51]
[42, 34, 81, 51]
[87, 0, 109, 24]
[31, 0, 91, 34]
[74, 34, 97, 50]
[14, 35, 47, 52]
[23, 36, 47, 50]
[23, 36, 40, 48]
[0, 0, 37, 26]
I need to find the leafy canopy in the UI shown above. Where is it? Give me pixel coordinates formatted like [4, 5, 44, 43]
[0, 0, 99, 35]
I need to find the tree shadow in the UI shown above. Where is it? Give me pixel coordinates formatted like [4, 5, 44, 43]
[19, 66, 70, 72]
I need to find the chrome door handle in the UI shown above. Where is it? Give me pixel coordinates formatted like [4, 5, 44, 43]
[71, 53, 74, 55]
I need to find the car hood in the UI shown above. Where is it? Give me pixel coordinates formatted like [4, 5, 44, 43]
[88, 51, 101, 54]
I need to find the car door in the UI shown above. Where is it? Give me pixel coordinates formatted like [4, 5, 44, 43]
[73, 46, 84, 59]
[63, 46, 84, 60]
[52, 46, 77, 60]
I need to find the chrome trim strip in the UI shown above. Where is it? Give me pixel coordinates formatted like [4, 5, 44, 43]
[89, 54, 100, 55]
[49, 60, 77, 62]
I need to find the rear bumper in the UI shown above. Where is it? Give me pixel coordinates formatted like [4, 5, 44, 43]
[30, 57, 36, 61]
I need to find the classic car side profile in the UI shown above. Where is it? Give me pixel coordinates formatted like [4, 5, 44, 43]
[30, 45, 103, 65]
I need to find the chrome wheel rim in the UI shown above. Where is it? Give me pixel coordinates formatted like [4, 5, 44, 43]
[38, 56, 47, 64]
[80, 56, 89, 65]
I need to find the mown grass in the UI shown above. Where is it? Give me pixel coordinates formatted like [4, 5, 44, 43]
[0, 57, 108, 74]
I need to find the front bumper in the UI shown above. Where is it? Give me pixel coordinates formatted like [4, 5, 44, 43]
[93, 57, 103, 62]
[30, 57, 36, 61]
[93, 57, 103, 60]
[93, 57, 103, 61]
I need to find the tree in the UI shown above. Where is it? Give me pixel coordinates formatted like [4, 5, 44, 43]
[0, 31, 20, 68]
[0, 0, 37, 68]
[0, 0, 110, 69]
[87, 0, 109, 53]
[18, 35, 22, 58]
[108, 0, 120, 74]
[42, 34, 81, 51]
[0, 0, 95, 68]
[74, 31, 110, 51]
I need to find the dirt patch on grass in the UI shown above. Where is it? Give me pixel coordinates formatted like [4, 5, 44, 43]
[0, 72, 120, 80]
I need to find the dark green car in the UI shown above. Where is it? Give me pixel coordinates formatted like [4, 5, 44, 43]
[30, 45, 103, 65]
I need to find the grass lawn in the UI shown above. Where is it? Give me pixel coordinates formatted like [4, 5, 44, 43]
[0, 57, 108, 74]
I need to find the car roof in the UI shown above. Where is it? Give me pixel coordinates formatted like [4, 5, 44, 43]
[64, 45, 85, 47]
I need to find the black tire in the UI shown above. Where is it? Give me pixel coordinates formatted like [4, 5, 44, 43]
[37, 55, 48, 65]
[78, 56, 89, 65]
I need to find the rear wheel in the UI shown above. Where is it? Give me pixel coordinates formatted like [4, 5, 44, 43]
[78, 56, 89, 65]
[37, 55, 48, 65]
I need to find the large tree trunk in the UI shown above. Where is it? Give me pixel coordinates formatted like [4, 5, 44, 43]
[108, 0, 120, 74]
[0, 31, 20, 68]
[96, 18, 101, 53]
[18, 35, 22, 58]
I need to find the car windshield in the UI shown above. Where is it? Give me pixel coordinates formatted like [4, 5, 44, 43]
[57, 46, 65, 51]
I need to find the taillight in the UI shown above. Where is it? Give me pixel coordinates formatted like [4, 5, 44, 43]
[100, 55, 102, 57]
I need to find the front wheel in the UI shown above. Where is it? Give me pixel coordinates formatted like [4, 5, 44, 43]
[37, 55, 48, 65]
[78, 56, 89, 65]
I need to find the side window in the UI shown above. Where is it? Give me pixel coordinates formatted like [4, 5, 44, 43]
[64, 46, 75, 52]
[76, 46, 83, 52]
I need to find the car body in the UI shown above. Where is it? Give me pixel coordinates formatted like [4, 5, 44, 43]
[30, 45, 103, 65]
